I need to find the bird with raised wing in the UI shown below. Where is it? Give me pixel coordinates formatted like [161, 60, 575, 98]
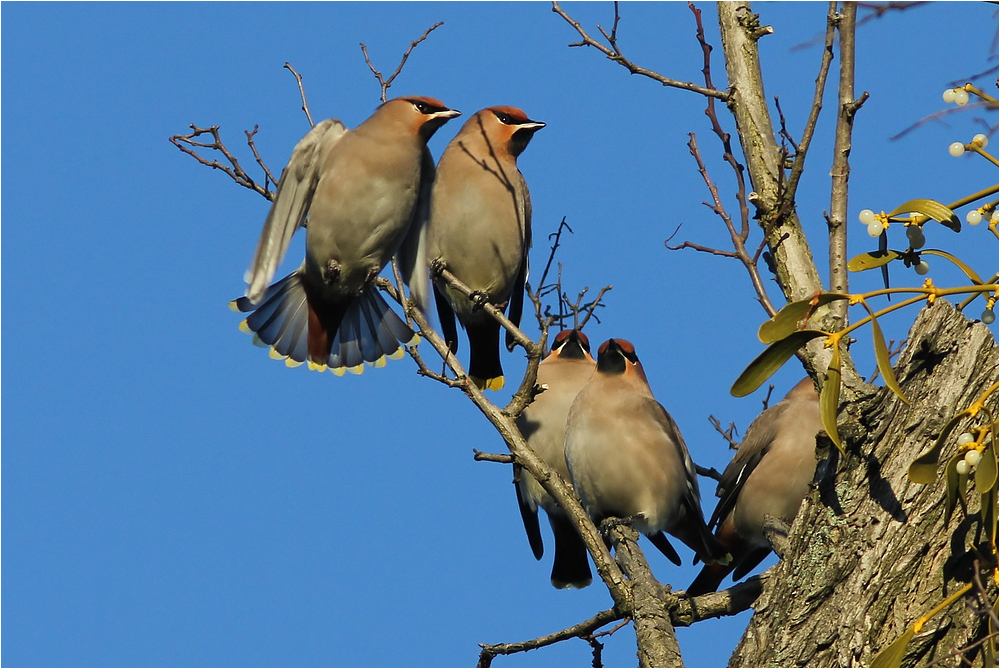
[408, 106, 544, 391]
[231, 96, 460, 374]
[564, 338, 728, 567]
[515, 329, 596, 589]
[687, 377, 821, 596]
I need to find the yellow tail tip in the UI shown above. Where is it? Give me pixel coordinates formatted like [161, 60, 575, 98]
[470, 375, 505, 391]
[330, 365, 347, 376]
[368, 356, 387, 368]
[251, 334, 268, 348]
[388, 346, 406, 360]
[307, 361, 328, 373]
[347, 364, 364, 376]
[285, 357, 304, 368]
[239, 320, 253, 334]
[405, 333, 421, 347]
[228, 300, 242, 313]
[268, 348, 286, 360]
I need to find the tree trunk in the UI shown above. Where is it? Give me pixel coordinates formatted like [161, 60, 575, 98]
[730, 300, 998, 667]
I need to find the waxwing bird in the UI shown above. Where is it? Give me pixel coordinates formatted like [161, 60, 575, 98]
[231, 97, 460, 373]
[408, 106, 544, 391]
[515, 329, 596, 589]
[564, 339, 728, 566]
[687, 378, 821, 597]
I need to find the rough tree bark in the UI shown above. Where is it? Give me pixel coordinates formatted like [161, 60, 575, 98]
[732, 300, 998, 667]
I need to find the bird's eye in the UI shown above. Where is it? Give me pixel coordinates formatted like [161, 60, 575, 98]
[494, 111, 512, 124]
[413, 101, 430, 114]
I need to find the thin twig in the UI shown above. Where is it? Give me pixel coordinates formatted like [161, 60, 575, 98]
[866, 339, 906, 383]
[477, 609, 624, 668]
[775, 3, 838, 222]
[537, 217, 573, 293]
[245, 125, 278, 190]
[577, 285, 613, 330]
[431, 262, 538, 355]
[695, 464, 724, 483]
[671, 132, 777, 316]
[790, 1, 928, 52]
[709, 415, 740, 449]
[890, 101, 996, 141]
[283, 62, 315, 128]
[472, 450, 514, 464]
[551, 1, 729, 100]
[360, 22, 445, 102]
[762, 384, 775, 411]
[169, 124, 273, 201]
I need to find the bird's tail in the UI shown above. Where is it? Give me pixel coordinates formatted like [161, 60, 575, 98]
[686, 520, 741, 597]
[549, 514, 593, 589]
[673, 499, 733, 567]
[686, 561, 734, 598]
[231, 271, 417, 374]
[467, 319, 504, 391]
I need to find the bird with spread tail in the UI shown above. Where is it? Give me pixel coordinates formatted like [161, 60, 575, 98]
[231, 96, 460, 374]
[686, 378, 821, 596]
[564, 338, 729, 567]
[515, 329, 596, 589]
[406, 106, 544, 391]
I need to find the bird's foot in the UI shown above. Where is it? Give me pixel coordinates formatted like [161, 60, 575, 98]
[599, 515, 639, 536]
[469, 290, 490, 310]
[324, 260, 341, 285]
[429, 257, 447, 279]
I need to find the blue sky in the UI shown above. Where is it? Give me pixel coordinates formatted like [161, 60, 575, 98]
[3, 2, 997, 667]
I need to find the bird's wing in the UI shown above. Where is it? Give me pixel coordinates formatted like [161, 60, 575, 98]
[708, 401, 787, 530]
[244, 119, 348, 303]
[399, 147, 435, 315]
[505, 174, 531, 351]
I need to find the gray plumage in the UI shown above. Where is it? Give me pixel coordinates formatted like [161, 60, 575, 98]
[687, 377, 821, 596]
[515, 329, 595, 589]
[408, 106, 544, 391]
[564, 339, 727, 566]
[232, 97, 460, 372]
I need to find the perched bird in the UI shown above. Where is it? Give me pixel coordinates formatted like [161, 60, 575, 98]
[231, 96, 460, 373]
[515, 329, 596, 589]
[686, 377, 821, 596]
[564, 338, 728, 566]
[408, 106, 544, 391]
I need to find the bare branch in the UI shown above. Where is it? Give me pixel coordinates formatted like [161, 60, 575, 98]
[377, 279, 633, 615]
[244, 125, 278, 190]
[608, 525, 683, 667]
[827, 3, 866, 333]
[776, 2, 838, 222]
[889, 101, 996, 141]
[472, 450, 514, 464]
[577, 285, 613, 330]
[283, 62, 315, 128]
[169, 124, 274, 201]
[695, 463, 725, 483]
[431, 262, 538, 356]
[708, 415, 741, 449]
[761, 383, 775, 410]
[791, 1, 928, 52]
[674, 132, 777, 315]
[537, 217, 573, 296]
[477, 609, 625, 668]
[551, 1, 730, 100]
[675, 573, 769, 625]
[360, 22, 444, 102]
